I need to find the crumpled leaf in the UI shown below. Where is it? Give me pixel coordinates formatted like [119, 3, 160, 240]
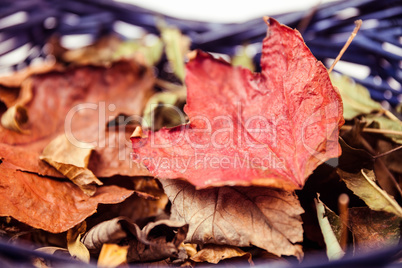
[191, 244, 252, 264]
[0, 61, 152, 178]
[67, 222, 90, 263]
[0, 160, 133, 233]
[82, 217, 188, 262]
[132, 18, 343, 190]
[98, 244, 129, 268]
[348, 207, 401, 253]
[40, 134, 102, 196]
[82, 217, 132, 253]
[159, 179, 304, 258]
[315, 195, 344, 260]
[329, 74, 383, 120]
[0, 105, 28, 133]
[33, 247, 70, 268]
[337, 169, 402, 217]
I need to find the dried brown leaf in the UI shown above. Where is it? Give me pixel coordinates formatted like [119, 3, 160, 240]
[40, 134, 102, 196]
[338, 169, 402, 217]
[0, 160, 133, 233]
[82, 217, 133, 253]
[159, 179, 304, 259]
[0, 105, 28, 133]
[191, 244, 252, 264]
[0, 61, 153, 178]
[0, 62, 62, 88]
[349, 207, 401, 253]
[82, 217, 188, 263]
[67, 222, 90, 263]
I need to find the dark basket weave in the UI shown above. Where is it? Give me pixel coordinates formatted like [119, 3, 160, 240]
[0, 0, 401, 105]
[0, 0, 401, 267]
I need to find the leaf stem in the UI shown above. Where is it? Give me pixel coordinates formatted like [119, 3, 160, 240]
[373, 145, 402, 159]
[338, 193, 349, 251]
[341, 125, 402, 136]
[328, 20, 362, 73]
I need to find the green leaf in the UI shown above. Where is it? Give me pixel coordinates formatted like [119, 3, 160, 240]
[114, 37, 164, 66]
[329, 74, 383, 120]
[232, 45, 255, 71]
[364, 114, 402, 144]
[337, 169, 402, 217]
[160, 26, 190, 82]
[315, 195, 345, 260]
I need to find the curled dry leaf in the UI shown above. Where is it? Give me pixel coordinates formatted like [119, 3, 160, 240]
[191, 244, 252, 264]
[40, 134, 102, 196]
[82, 217, 189, 263]
[159, 179, 304, 259]
[315, 195, 344, 260]
[82, 217, 133, 253]
[67, 222, 90, 263]
[0, 105, 28, 133]
[33, 247, 70, 268]
[0, 160, 133, 233]
[132, 18, 343, 190]
[348, 207, 401, 253]
[337, 169, 402, 217]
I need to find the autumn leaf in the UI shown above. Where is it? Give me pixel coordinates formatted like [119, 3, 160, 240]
[40, 134, 102, 196]
[98, 244, 129, 268]
[1, 61, 153, 179]
[191, 244, 252, 264]
[315, 195, 344, 260]
[67, 222, 90, 263]
[159, 179, 304, 258]
[365, 115, 402, 144]
[329, 74, 383, 120]
[337, 169, 402, 217]
[159, 25, 191, 82]
[0, 160, 133, 233]
[348, 207, 401, 253]
[132, 18, 343, 190]
[82, 217, 188, 262]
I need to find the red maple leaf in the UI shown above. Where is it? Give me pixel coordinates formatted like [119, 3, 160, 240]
[131, 18, 344, 190]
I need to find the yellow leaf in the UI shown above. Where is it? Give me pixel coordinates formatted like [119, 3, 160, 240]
[98, 244, 129, 268]
[40, 134, 102, 196]
[67, 222, 90, 263]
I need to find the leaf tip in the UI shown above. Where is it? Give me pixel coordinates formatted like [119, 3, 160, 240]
[130, 126, 144, 139]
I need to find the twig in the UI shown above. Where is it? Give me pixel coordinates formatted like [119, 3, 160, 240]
[328, 20, 362, 73]
[338, 193, 349, 251]
[359, 136, 402, 199]
[341, 125, 402, 136]
[297, 0, 322, 34]
[374, 144, 402, 159]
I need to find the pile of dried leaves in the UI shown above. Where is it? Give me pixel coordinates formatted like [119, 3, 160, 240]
[0, 18, 401, 267]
